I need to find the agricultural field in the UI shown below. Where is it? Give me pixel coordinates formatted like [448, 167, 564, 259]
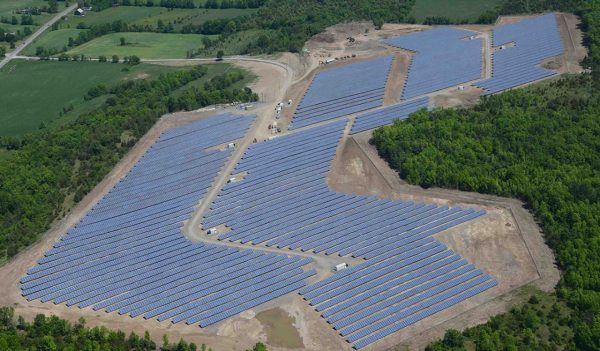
[0, 60, 198, 136]
[66, 32, 212, 59]
[410, 0, 502, 22]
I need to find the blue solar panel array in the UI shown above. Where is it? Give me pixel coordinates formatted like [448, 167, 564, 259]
[475, 14, 564, 94]
[290, 56, 393, 129]
[202, 121, 496, 348]
[21, 113, 315, 328]
[351, 97, 429, 133]
[384, 27, 482, 100]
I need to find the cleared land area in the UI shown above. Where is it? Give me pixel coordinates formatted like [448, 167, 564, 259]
[66, 32, 212, 59]
[0, 60, 239, 136]
[410, 0, 502, 22]
[255, 307, 304, 349]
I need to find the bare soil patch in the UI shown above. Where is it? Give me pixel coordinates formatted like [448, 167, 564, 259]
[432, 85, 483, 108]
[256, 308, 304, 349]
[384, 52, 411, 105]
[554, 12, 587, 74]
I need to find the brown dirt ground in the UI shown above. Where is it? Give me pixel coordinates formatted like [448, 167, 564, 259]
[255, 308, 304, 349]
[384, 52, 411, 105]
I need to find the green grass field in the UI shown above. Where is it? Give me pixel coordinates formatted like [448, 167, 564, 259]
[0, 60, 186, 136]
[66, 32, 212, 59]
[410, 0, 501, 22]
[23, 28, 86, 55]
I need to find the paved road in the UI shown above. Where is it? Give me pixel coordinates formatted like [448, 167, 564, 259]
[0, 3, 77, 70]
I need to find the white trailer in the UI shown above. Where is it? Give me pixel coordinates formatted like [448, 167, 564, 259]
[334, 263, 348, 271]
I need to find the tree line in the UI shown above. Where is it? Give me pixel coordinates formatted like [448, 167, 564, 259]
[0, 64, 257, 261]
[0, 306, 268, 351]
[89, 0, 265, 10]
[372, 1, 600, 348]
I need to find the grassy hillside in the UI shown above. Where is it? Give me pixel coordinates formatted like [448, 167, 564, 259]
[66, 32, 212, 59]
[410, 0, 502, 22]
[0, 60, 185, 136]
[22, 28, 85, 55]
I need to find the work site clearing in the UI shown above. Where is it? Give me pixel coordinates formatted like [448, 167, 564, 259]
[0, 12, 586, 351]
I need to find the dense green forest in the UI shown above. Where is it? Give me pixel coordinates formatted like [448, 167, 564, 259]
[0, 306, 268, 351]
[0, 65, 257, 262]
[373, 2, 600, 349]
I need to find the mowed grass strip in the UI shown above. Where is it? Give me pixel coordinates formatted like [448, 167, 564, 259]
[410, 0, 501, 22]
[0, 60, 184, 136]
[66, 32, 212, 59]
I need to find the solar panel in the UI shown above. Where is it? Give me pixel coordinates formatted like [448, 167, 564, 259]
[384, 28, 482, 99]
[475, 14, 563, 94]
[21, 113, 314, 328]
[290, 57, 393, 129]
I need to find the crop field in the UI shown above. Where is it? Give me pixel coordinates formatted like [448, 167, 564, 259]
[410, 0, 501, 22]
[0, 60, 190, 136]
[66, 32, 213, 59]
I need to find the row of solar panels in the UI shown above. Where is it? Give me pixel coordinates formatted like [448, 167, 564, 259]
[22, 114, 316, 328]
[203, 121, 495, 348]
[290, 56, 393, 129]
[300, 243, 496, 349]
[476, 13, 563, 94]
[384, 27, 483, 100]
[289, 15, 564, 133]
[351, 97, 429, 134]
